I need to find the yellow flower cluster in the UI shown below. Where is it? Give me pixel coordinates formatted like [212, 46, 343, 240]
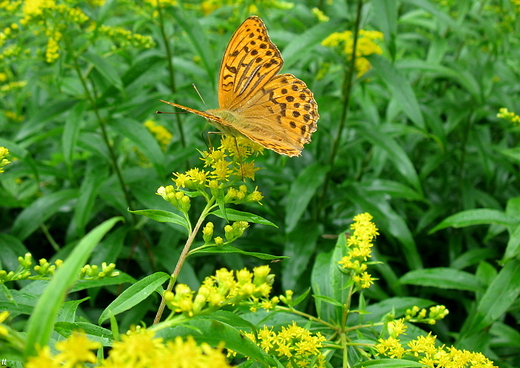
[0, 253, 119, 283]
[338, 213, 379, 289]
[26, 328, 233, 368]
[0, 22, 19, 48]
[0, 0, 21, 12]
[497, 107, 520, 126]
[45, 30, 61, 63]
[87, 0, 105, 6]
[144, 120, 173, 150]
[202, 220, 249, 245]
[164, 266, 274, 317]
[242, 322, 327, 368]
[208, 135, 263, 179]
[0, 80, 27, 95]
[96, 24, 156, 49]
[376, 331, 497, 367]
[156, 137, 264, 212]
[80, 262, 119, 279]
[156, 185, 191, 212]
[4, 110, 24, 122]
[26, 331, 100, 368]
[312, 7, 330, 22]
[322, 29, 384, 77]
[0, 311, 9, 336]
[0, 147, 10, 173]
[143, 0, 178, 7]
[199, 0, 293, 16]
[6, 0, 152, 66]
[405, 305, 449, 325]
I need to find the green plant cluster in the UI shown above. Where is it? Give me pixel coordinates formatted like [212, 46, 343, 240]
[1, 0, 519, 367]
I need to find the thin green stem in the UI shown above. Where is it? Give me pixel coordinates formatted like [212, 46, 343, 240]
[65, 38, 136, 224]
[156, 2, 186, 150]
[318, 0, 364, 213]
[153, 198, 216, 324]
[39, 224, 60, 252]
[274, 306, 337, 330]
[341, 284, 354, 368]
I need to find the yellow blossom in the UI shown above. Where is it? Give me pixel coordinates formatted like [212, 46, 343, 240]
[497, 107, 520, 125]
[0, 147, 10, 173]
[25, 346, 60, 368]
[144, 120, 172, 149]
[322, 29, 383, 77]
[242, 322, 326, 367]
[54, 330, 100, 366]
[0, 311, 9, 336]
[105, 326, 164, 366]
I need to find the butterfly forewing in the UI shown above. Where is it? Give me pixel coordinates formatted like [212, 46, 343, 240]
[218, 16, 284, 111]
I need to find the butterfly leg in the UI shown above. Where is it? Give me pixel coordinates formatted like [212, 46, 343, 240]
[205, 131, 225, 155]
[232, 136, 246, 181]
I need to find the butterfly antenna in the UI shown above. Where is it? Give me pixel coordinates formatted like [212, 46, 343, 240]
[156, 110, 183, 114]
[192, 83, 208, 107]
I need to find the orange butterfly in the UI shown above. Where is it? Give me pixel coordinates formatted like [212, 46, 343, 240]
[161, 16, 319, 157]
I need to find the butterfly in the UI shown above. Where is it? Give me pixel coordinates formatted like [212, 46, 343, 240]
[160, 16, 319, 157]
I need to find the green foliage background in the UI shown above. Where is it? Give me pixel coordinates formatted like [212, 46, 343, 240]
[1, 0, 520, 366]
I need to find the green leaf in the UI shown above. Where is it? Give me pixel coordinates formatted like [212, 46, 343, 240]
[24, 217, 122, 357]
[499, 147, 520, 164]
[110, 118, 166, 177]
[0, 137, 41, 183]
[311, 234, 350, 321]
[430, 209, 516, 233]
[159, 317, 280, 367]
[504, 224, 520, 262]
[62, 101, 87, 168]
[364, 297, 435, 323]
[373, 0, 398, 58]
[12, 189, 79, 241]
[366, 179, 424, 201]
[192, 244, 283, 260]
[462, 259, 520, 335]
[98, 272, 170, 325]
[285, 163, 329, 232]
[129, 209, 189, 233]
[171, 11, 216, 85]
[55, 322, 113, 346]
[397, 59, 481, 102]
[355, 123, 422, 195]
[81, 52, 124, 92]
[400, 268, 484, 292]
[371, 55, 425, 129]
[0, 234, 29, 272]
[210, 209, 278, 227]
[283, 18, 344, 68]
[353, 358, 424, 367]
[70, 273, 135, 293]
[345, 183, 422, 270]
[313, 295, 345, 307]
[74, 160, 109, 235]
[283, 221, 321, 291]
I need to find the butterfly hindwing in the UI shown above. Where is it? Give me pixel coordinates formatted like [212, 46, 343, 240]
[218, 74, 319, 156]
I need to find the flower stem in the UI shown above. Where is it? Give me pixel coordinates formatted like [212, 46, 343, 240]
[153, 199, 215, 324]
[318, 0, 363, 214]
[156, 2, 186, 151]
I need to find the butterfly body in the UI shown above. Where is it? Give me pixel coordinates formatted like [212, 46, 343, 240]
[162, 16, 319, 157]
